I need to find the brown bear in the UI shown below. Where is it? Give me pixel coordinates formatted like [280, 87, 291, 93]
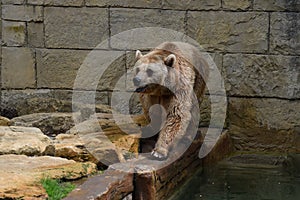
[133, 42, 209, 160]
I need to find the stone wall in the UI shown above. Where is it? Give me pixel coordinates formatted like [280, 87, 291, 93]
[0, 0, 299, 153]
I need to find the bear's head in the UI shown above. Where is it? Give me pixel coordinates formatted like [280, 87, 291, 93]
[132, 50, 176, 94]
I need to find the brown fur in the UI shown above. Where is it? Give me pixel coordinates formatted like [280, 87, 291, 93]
[133, 42, 209, 159]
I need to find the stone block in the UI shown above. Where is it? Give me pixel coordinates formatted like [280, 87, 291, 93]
[1, 47, 35, 89]
[228, 98, 300, 152]
[162, 0, 221, 10]
[110, 9, 185, 49]
[199, 95, 228, 128]
[27, 0, 84, 6]
[36, 49, 89, 89]
[111, 8, 185, 35]
[187, 11, 268, 53]
[222, 0, 252, 10]
[270, 12, 300, 55]
[27, 22, 44, 47]
[2, 0, 25, 5]
[109, 91, 142, 115]
[223, 54, 300, 99]
[36, 49, 126, 90]
[2, 20, 26, 46]
[44, 7, 108, 49]
[2, 5, 43, 22]
[253, 0, 300, 11]
[97, 53, 126, 91]
[86, 0, 161, 8]
[204, 53, 224, 95]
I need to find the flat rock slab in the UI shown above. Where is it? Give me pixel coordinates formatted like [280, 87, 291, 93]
[0, 126, 52, 156]
[11, 112, 75, 137]
[0, 154, 97, 200]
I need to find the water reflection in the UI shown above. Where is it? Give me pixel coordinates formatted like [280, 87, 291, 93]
[170, 155, 300, 200]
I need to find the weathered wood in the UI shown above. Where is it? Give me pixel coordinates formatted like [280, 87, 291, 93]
[133, 129, 205, 200]
[134, 166, 156, 200]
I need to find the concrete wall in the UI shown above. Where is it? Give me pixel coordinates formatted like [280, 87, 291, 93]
[0, 0, 299, 153]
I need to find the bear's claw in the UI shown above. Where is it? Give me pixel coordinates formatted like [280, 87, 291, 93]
[151, 149, 168, 160]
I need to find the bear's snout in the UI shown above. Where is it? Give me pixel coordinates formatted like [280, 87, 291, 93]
[133, 77, 141, 86]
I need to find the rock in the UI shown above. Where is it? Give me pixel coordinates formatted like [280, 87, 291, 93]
[0, 154, 97, 200]
[36, 49, 89, 89]
[54, 134, 98, 163]
[253, 0, 300, 11]
[223, 54, 300, 99]
[0, 116, 11, 126]
[199, 95, 228, 128]
[2, 0, 25, 4]
[0, 126, 52, 156]
[28, 0, 84, 6]
[44, 7, 108, 49]
[270, 12, 300, 55]
[228, 98, 300, 153]
[110, 8, 185, 49]
[222, 0, 251, 10]
[11, 113, 75, 137]
[0, 89, 109, 117]
[10, 108, 113, 137]
[28, 22, 44, 47]
[2, 20, 26, 47]
[67, 114, 147, 165]
[86, 0, 161, 8]
[187, 12, 268, 53]
[162, 0, 220, 10]
[202, 129, 234, 165]
[2, 5, 43, 22]
[1, 47, 35, 89]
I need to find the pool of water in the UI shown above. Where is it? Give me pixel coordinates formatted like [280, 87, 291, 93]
[170, 154, 300, 200]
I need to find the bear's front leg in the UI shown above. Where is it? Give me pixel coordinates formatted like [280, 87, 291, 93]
[151, 112, 191, 160]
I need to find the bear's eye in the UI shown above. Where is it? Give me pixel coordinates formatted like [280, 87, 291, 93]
[146, 69, 153, 77]
[135, 68, 140, 74]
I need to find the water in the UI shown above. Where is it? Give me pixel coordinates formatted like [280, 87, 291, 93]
[170, 155, 300, 200]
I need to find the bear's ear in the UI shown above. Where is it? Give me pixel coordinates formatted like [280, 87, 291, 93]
[164, 54, 176, 67]
[135, 50, 143, 60]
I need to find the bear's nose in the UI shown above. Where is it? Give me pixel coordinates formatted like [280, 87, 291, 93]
[133, 77, 141, 86]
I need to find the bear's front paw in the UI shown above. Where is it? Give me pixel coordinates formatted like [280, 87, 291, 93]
[151, 148, 168, 160]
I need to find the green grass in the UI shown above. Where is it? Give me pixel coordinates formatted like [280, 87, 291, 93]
[41, 178, 76, 200]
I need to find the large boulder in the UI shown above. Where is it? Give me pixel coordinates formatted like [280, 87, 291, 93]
[0, 116, 11, 126]
[0, 154, 97, 200]
[10, 104, 113, 137]
[65, 114, 147, 165]
[0, 126, 52, 156]
[53, 133, 98, 163]
[11, 112, 75, 137]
